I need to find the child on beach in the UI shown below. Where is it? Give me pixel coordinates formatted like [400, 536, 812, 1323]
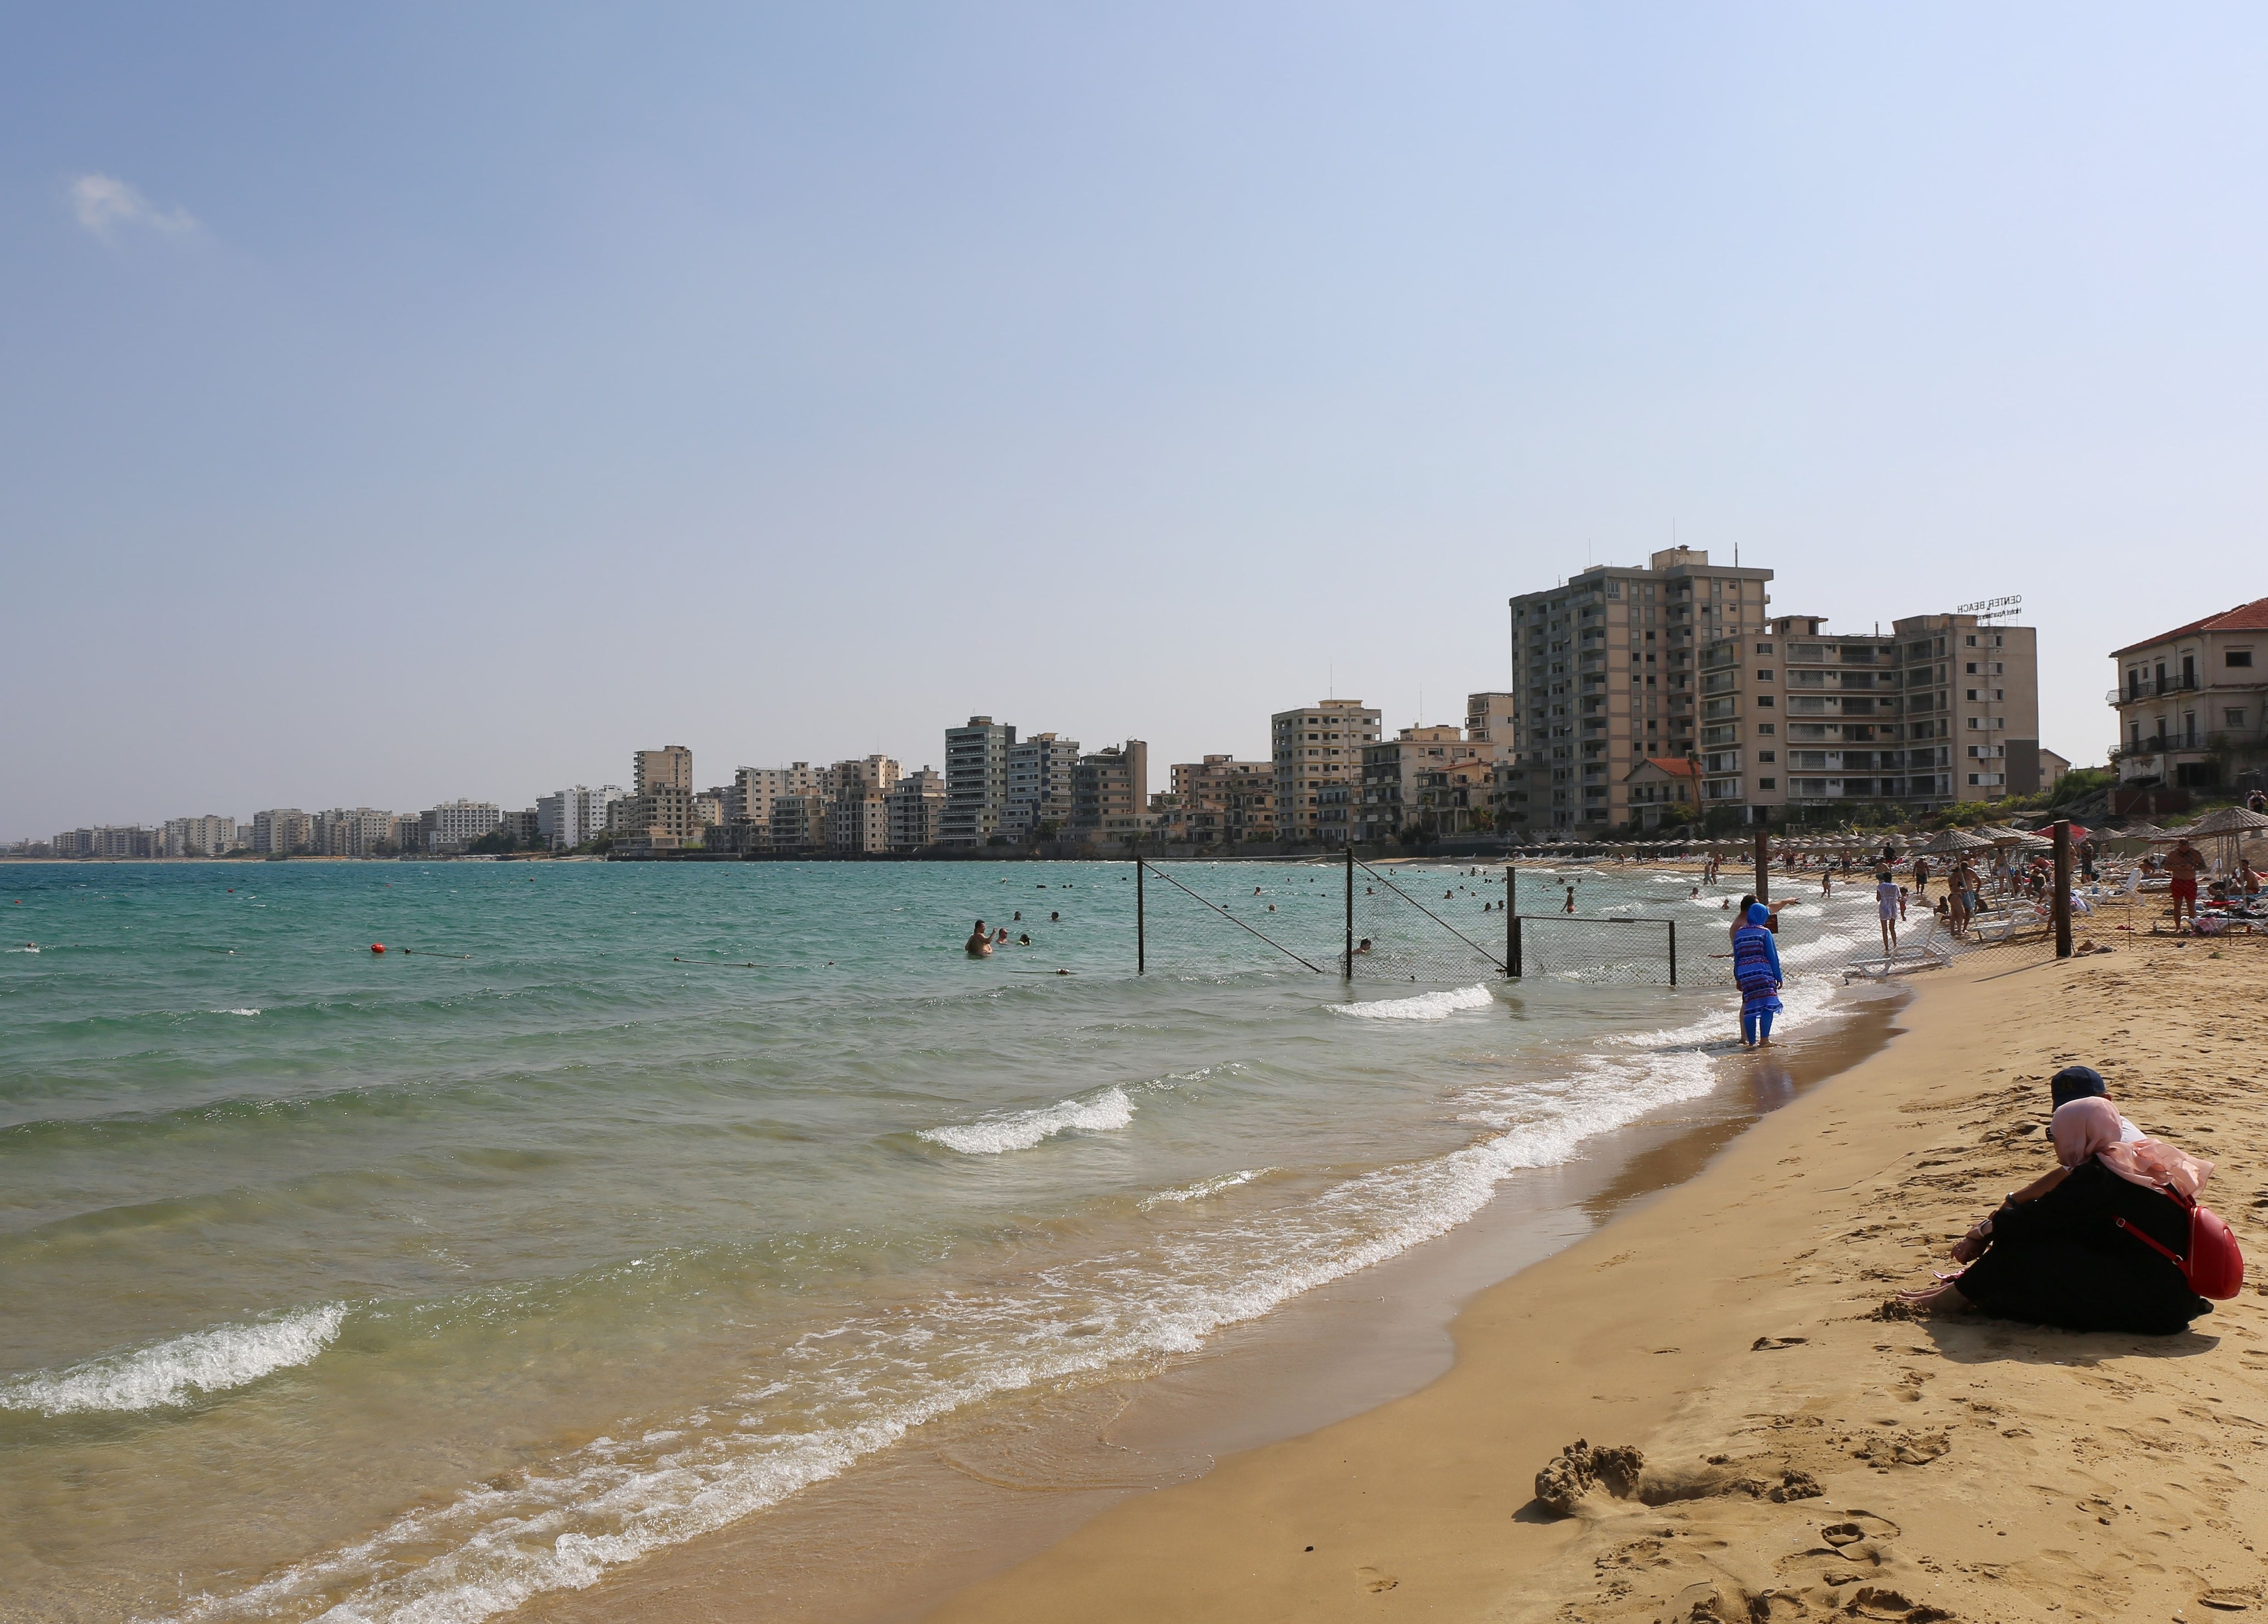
[1732, 903, 1783, 1048]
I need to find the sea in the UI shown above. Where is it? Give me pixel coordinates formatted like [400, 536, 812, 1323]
[0, 858, 1877, 1623]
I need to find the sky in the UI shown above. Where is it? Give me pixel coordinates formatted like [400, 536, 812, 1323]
[4, 3, 2266, 836]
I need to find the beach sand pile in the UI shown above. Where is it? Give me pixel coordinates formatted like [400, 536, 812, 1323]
[930, 945, 2268, 1623]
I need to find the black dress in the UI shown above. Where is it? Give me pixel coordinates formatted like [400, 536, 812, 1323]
[1955, 1160, 2213, 1334]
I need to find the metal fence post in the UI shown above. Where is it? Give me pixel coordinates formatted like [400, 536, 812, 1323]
[1753, 826, 1771, 905]
[1505, 864, 1517, 976]
[1344, 844, 1354, 980]
[2052, 819, 2072, 958]
[1668, 919, 1678, 986]
[1136, 859, 1146, 975]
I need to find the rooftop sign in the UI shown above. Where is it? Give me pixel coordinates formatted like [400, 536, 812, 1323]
[1957, 593, 2024, 622]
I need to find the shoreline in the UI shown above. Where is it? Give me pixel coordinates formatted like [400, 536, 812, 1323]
[912, 946, 2268, 1623]
[517, 984, 1906, 1624]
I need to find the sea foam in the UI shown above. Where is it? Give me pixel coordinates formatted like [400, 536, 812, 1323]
[0, 1304, 347, 1415]
[1327, 984, 1495, 1021]
[918, 1085, 1135, 1154]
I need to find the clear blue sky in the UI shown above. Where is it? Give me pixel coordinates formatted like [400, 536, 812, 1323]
[5, 5, 2265, 835]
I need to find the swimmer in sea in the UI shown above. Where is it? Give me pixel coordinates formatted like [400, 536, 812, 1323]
[995, 927, 1010, 946]
[1018, 932, 1030, 945]
[1050, 911, 1060, 922]
[965, 920, 992, 957]
[1354, 938, 1372, 954]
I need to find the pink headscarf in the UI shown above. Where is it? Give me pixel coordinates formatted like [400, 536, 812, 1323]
[2050, 1097, 2213, 1199]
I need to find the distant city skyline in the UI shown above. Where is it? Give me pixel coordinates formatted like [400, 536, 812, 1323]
[7, 6, 2267, 835]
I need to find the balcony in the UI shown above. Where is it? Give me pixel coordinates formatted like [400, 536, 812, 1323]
[2109, 676, 2202, 704]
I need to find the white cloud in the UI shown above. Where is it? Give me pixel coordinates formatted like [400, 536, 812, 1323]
[70, 173, 197, 239]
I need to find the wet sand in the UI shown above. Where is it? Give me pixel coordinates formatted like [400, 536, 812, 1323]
[920, 945, 2268, 1624]
[519, 995, 1904, 1624]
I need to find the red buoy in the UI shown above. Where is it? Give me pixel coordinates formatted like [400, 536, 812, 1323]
[371, 943, 385, 954]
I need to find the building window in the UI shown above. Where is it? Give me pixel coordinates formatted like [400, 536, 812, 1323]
[1759, 750, 1776, 762]
[1758, 777, 1776, 790]
[2227, 709, 2247, 727]
[2229, 649, 2255, 667]
[1755, 723, 1774, 735]
[1756, 695, 1774, 707]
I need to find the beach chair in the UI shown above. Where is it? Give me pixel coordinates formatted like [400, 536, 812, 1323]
[1843, 915, 1956, 980]
[1967, 904, 2051, 945]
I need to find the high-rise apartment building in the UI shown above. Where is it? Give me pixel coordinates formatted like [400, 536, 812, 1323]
[161, 815, 239, 857]
[536, 785, 621, 850]
[734, 764, 826, 830]
[421, 800, 501, 853]
[1004, 732, 1080, 840]
[942, 717, 1016, 845]
[1069, 741, 1150, 843]
[887, 769, 946, 851]
[311, 807, 398, 856]
[1505, 549, 1775, 830]
[633, 746, 693, 796]
[607, 786, 693, 853]
[1271, 700, 1382, 844]
[1744, 613, 2038, 812]
[251, 808, 316, 855]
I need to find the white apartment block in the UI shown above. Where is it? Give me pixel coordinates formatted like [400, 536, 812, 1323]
[161, 815, 239, 857]
[535, 785, 621, 850]
[423, 800, 501, 853]
[942, 717, 1016, 845]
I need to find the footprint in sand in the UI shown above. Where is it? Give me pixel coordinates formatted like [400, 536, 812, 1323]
[1355, 1565, 1398, 1593]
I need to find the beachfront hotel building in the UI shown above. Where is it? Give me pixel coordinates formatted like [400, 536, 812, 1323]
[536, 785, 621, 850]
[2108, 595, 2268, 792]
[1502, 550, 2045, 827]
[1504, 548, 1775, 830]
[1271, 700, 1382, 844]
[942, 717, 1015, 845]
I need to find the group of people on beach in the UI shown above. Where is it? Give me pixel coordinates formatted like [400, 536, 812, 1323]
[1895, 1067, 2237, 1334]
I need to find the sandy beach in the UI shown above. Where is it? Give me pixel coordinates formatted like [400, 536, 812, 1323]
[923, 944, 2268, 1623]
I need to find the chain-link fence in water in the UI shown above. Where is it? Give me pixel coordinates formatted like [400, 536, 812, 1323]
[1347, 859, 1509, 983]
[1507, 915, 1679, 985]
[1133, 859, 1514, 982]
[1135, 862, 1339, 979]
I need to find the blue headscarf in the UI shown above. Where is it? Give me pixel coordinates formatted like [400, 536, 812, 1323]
[1746, 902, 1771, 926]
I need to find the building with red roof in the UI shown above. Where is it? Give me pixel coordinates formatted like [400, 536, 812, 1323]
[2109, 595, 2268, 789]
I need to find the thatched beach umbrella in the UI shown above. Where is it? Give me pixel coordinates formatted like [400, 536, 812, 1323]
[2171, 804, 2268, 874]
[1911, 828, 1994, 856]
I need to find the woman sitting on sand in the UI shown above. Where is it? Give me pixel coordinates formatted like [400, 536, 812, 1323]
[1897, 1097, 2214, 1334]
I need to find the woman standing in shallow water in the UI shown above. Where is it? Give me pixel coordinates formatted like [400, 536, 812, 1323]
[1732, 902, 1782, 1048]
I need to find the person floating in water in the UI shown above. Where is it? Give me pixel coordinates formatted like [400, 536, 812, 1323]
[1018, 932, 1031, 945]
[965, 920, 992, 957]
[1733, 902, 1783, 1048]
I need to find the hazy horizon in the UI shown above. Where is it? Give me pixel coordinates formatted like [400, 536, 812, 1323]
[7, 5, 2266, 837]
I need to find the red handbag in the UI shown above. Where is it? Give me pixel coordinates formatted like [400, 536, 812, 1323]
[2115, 1185, 2246, 1300]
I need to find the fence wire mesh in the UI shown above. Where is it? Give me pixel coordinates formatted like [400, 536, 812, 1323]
[1135, 861, 1338, 979]
[1348, 859, 1508, 983]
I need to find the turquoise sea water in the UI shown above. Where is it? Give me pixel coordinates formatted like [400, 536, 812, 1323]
[0, 859, 1868, 1623]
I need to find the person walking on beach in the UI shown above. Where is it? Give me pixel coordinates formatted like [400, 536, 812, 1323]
[965, 920, 993, 957]
[1563, 885, 1576, 914]
[2166, 837, 2206, 927]
[1733, 903, 1783, 1048]
[1912, 855, 1930, 898]
[1875, 869, 1900, 956]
